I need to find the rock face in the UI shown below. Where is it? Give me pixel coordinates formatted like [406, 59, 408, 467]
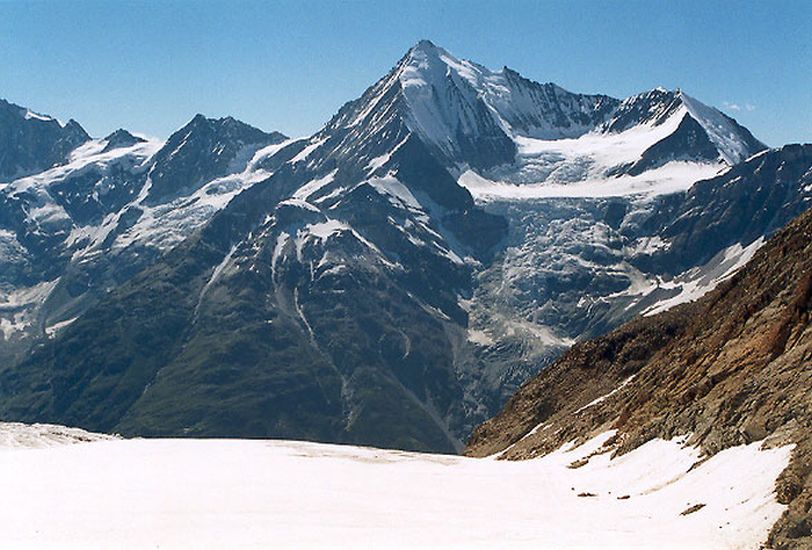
[0, 99, 90, 181]
[0, 41, 801, 454]
[466, 207, 812, 549]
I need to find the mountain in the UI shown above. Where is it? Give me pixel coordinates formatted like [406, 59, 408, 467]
[466, 205, 812, 549]
[0, 99, 90, 181]
[0, 110, 288, 366]
[602, 87, 764, 174]
[146, 114, 287, 203]
[0, 42, 805, 454]
[0, 74, 509, 451]
[336, 39, 619, 171]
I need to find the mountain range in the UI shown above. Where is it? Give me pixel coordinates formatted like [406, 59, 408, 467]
[1, 40, 809, 454]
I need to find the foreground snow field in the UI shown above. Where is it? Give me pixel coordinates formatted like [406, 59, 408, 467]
[0, 424, 791, 549]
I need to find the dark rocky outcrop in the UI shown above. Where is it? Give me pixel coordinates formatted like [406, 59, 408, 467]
[0, 98, 90, 181]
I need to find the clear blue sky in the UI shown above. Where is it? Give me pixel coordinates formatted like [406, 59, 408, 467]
[1, 0, 809, 146]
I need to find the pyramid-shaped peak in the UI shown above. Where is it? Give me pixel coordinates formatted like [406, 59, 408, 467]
[411, 39, 440, 53]
[403, 39, 461, 68]
[101, 128, 146, 153]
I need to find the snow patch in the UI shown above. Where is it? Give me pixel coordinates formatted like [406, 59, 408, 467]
[45, 316, 78, 337]
[642, 237, 765, 316]
[22, 110, 55, 122]
[367, 175, 423, 210]
[574, 375, 637, 414]
[290, 138, 327, 164]
[292, 170, 337, 201]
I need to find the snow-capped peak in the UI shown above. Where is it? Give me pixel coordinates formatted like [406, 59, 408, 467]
[677, 90, 764, 164]
[399, 39, 488, 91]
[320, 42, 765, 183]
[330, 40, 613, 171]
[600, 87, 765, 166]
[396, 42, 617, 142]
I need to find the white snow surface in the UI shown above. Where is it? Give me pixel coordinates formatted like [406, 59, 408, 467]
[22, 109, 55, 122]
[0, 423, 791, 549]
[680, 92, 754, 165]
[459, 155, 723, 200]
[640, 237, 765, 316]
[574, 375, 637, 414]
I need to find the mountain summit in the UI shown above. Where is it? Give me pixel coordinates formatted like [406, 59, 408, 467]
[323, 41, 764, 181]
[323, 40, 619, 171]
[601, 87, 765, 174]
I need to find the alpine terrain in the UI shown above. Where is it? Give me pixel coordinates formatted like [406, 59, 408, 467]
[1, 41, 810, 456]
[467, 205, 812, 549]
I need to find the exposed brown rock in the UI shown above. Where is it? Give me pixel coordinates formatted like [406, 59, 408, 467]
[681, 503, 706, 516]
[465, 208, 812, 549]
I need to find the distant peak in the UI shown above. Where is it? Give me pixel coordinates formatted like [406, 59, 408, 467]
[186, 114, 252, 130]
[169, 113, 287, 148]
[619, 87, 680, 107]
[404, 39, 455, 65]
[62, 119, 91, 141]
[104, 128, 140, 140]
[102, 128, 146, 152]
[411, 39, 438, 52]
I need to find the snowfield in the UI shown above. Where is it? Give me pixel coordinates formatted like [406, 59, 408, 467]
[458, 161, 723, 200]
[0, 423, 791, 549]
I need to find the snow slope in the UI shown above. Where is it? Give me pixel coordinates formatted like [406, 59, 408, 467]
[0, 424, 791, 549]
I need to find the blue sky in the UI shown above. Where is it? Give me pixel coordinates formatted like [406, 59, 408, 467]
[1, 0, 809, 146]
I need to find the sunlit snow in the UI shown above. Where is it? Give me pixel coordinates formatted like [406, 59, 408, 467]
[0, 423, 791, 549]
